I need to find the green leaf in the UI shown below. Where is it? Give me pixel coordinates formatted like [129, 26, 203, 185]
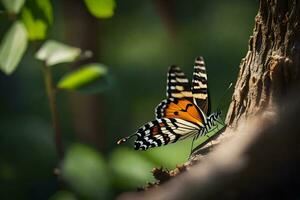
[109, 147, 155, 188]
[21, 0, 53, 40]
[57, 63, 109, 93]
[21, 7, 47, 40]
[35, 40, 81, 66]
[1, 0, 25, 14]
[62, 144, 110, 199]
[0, 21, 28, 75]
[83, 0, 116, 18]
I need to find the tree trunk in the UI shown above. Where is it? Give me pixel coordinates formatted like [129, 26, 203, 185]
[63, 0, 106, 151]
[226, 0, 300, 126]
[118, 0, 300, 199]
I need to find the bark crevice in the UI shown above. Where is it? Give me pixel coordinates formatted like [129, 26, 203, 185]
[226, 0, 300, 126]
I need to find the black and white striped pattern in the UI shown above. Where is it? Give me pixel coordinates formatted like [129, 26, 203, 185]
[201, 111, 222, 136]
[206, 112, 221, 130]
[155, 98, 175, 119]
[133, 118, 199, 150]
[166, 65, 193, 100]
[192, 56, 210, 115]
[155, 99, 169, 119]
[133, 111, 221, 150]
[117, 56, 222, 151]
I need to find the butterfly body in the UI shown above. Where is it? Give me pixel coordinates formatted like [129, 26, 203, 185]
[117, 56, 221, 150]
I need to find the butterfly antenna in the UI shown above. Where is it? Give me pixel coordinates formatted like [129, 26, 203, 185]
[216, 82, 233, 112]
[117, 133, 137, 145]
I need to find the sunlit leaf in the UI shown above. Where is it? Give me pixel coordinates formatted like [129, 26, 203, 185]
[1, 0, 25, 14]
[109, 147, 155, 188]
[62, 144, 110, 199]
[21, 0, 53, 40]
[35, 40, 81, 66]
[57, 63, 109, 93]
[83, 0, 116, 18]
[22, 7, 47, 40]
[0, 21, 28, 75]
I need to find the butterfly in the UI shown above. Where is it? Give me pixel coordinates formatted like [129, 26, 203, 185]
[117, 56, 221, 150]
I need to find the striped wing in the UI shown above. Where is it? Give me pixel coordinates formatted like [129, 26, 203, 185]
[117, 57, 212, 150]
[156, 65, 194, 119]
[166, 65, 193, 100]
[192, 56, 211, 115]
[155, 98, 205, 127]
[119, 118, 199, 150]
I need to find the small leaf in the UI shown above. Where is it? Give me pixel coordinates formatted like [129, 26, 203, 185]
[57, 63, 108, 93]
[109, 147, 155, 188]
[21, 8, 47, 40]
[0, 21, 28, 75]
[35, 40, 81, 66]
[83, 0, 116, 18]
[21, 0, 53, 40]
[1, 0, 25, 14]
[62, 144, 110, 199]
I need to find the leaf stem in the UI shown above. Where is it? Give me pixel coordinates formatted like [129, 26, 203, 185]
[42, 63, 64, 161]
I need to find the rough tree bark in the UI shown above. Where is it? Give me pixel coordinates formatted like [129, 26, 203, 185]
[119, 0, 300, 199]
[226, 0, 300, 126]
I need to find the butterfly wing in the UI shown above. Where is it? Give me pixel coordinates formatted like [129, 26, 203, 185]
[156, 98, 205, 127]
[117, 117, 199, 150]
[156, 65, 194, 119]
[156, 63, 207, 126]
[133, 118, 199, 150]
[117, 58, 211, 150]
[192, 56, 211, 115]
[166, 65, 193, 100]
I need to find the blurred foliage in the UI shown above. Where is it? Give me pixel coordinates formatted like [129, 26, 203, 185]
[57, 63, 109, 93]
[49, 191, 77, 200]
[62, 144, 110, 199]
[0, 21, 27, 74]
[0, 0, 54, 74]
[109, 147, 155, 188]
[36, 40, 81, 66]
[0, 0, 258, 199]
[0, 116, 56, 199]
[21, 0, 53, 40]
[83, 0, 116, 18]
[1, 0, 25, 14]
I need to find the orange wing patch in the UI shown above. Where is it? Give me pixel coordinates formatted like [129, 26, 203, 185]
[164, 99, 204, 126]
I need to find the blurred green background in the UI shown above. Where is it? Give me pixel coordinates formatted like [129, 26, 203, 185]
[0, 0, 257, 199]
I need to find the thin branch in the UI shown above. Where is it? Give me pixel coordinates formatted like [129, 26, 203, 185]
[42, 63, 64, 162]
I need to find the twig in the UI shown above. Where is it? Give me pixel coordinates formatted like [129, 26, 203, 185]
[42, 63, 64, 162]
